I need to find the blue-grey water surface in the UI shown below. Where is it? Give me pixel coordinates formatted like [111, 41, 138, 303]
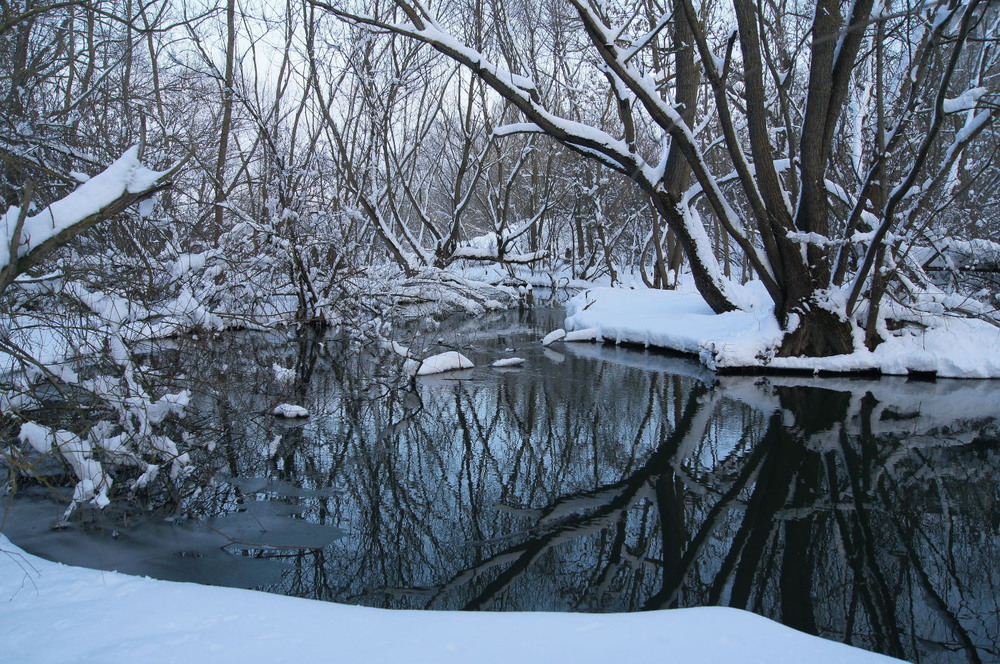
[4, 306, 999, 663]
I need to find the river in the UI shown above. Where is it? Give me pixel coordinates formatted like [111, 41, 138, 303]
[3, 306, 998, 663]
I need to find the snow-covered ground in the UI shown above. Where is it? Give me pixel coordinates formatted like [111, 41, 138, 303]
[0, 536, 901, 663]
[559, 285, 1000, 378]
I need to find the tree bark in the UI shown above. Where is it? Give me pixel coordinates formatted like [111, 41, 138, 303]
[213, 0, 236, 232]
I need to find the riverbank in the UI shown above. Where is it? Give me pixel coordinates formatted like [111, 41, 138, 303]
[556, 285, 1000, 378]
[0, 535, 902, 663]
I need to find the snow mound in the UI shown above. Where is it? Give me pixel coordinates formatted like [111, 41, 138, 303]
[564, 286, 781, 362]
[492, 357, 526, 367]
[541, 329, 566, 346]
[565, 328, 599, 342]
[405, 351, 474, 376]
[272, 404, 309, 418]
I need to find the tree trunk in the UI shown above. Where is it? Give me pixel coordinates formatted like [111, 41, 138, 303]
[651, 192, 735, 313]
[778, 300, 855, 358]
[214, 0, 236, 232]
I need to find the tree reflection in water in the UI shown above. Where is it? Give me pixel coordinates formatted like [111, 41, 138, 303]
[6, 308, 999, 664]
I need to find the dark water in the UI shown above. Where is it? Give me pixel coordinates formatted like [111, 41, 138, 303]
[3, 307, 999, 663]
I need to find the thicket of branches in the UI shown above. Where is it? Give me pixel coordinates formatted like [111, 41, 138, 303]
[5, 0, 998, 322]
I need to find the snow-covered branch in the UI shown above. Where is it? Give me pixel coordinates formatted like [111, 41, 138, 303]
[0, 147, 179, 293]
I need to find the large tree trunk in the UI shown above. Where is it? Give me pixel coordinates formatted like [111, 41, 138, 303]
[778, 305, 855, 358]
[772, 236, 855, 357]
[773, 1, 876, 358]
[775, 269, 854, 357]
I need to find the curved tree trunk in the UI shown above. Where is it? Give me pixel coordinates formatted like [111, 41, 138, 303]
[649, 192, 736, 314]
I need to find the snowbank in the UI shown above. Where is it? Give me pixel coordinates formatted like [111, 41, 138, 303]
[562, 286, 1000, 378]
[0, 536, 901, 664]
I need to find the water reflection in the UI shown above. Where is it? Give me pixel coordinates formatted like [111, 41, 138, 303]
[3, 308, 999, 664]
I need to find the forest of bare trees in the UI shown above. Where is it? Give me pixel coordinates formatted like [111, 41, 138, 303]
[313, 0, 1000, 355]
[4, 0, 997, 330]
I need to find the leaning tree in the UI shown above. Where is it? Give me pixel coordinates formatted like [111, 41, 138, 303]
[311, 0, 998, 357]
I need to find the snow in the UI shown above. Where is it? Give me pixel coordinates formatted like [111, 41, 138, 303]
[563, 285, 1000, 378]
[541, 328, 566, 346]
[1, 147, 167, 270]
[943, 86, 987, 113]
[565, 327, 600, 342]
[404, 350, 474, 376]
[492, 357, 526, 367]
[272, 404, 309, 418]
[171, 252, 208, 278]
[494, 122, 545, 137]
[565, 285, 781, 360]
[18, 423, 112, 515]
[388, 340, 414, 358]
[0, 535, 902, 664]
[272, 363, 296, 382]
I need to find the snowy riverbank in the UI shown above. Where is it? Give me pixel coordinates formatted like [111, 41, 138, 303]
[0, 536, 901, 663]
[559, 285, 1000, 378]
